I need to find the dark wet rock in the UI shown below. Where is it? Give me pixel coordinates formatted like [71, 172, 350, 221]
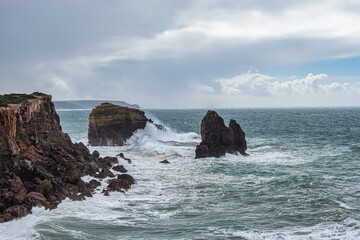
[3, 205, 28, 218]
[102, 189, 110, 196]
[98, 156, 118, 168]
[92, 150, 100, 159]
[118, 153, 132, 163]
[97, 168, 115, 179]
[13, 159, 34, 181]
[106, 174, 135, 192]
[88, 102, 164, 146]
[88, 179, 101, 189]
[160, 160, 170, 164]
[112, 165, 128, 173]
[148, 119, 164, 130]
[25, 192, 47, 207]
[36, 179, 52, 196]
[195, 110, 248, 158]
[64, 165, 80, 184]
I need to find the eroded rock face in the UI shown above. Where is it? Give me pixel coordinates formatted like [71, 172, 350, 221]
[88, 103, 147, 146]
[0, 94, 135, 222]
[88, 103, 162, 146]
[195, 110, 248, 158]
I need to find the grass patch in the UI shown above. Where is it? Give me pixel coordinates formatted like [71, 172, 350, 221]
[31, 92, 47, 96]
[0, 92, 48, 107]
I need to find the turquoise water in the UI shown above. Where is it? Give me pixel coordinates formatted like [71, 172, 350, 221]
[1, 108, 360, 239]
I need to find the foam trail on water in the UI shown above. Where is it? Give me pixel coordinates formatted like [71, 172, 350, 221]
[207, 218, 360, 240]
[0, 207, 48, 240]
[126, 122, 200, 146]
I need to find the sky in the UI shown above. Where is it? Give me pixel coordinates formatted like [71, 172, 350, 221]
[0, 0, 360, 108]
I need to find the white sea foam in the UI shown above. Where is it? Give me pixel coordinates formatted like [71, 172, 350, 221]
[0, 207, 48, 240]
[2, 109, 358, 239]
[207, 218, 360, 239]
[126, 122, 200, 145]
[335, 200, 356, 210]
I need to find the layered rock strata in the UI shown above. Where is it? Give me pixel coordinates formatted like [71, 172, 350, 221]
[88, 102, 162, 146]
[0, 93, 134, 222]
[195, 110, 248, 158]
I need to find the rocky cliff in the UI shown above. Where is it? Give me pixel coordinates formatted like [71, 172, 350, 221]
[0, 93, 134, 222]
[195, 110, 247, 158]
[88, 102, 162, 146]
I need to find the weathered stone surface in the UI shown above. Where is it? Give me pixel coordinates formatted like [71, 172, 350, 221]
[118, 153, 132, 163]
[88, 102, 163, 146]
[195, 110, 248, 158]
[88, 179, 101, 189]
[106, 174, 135, 192]
[0, 94, 135, 222]
[112, 165, 128, 173]
[98, 156, 118, 168]
[88, 103, 148, 146]
[25, 192, 47, 207]
[97, 168, 115, 179]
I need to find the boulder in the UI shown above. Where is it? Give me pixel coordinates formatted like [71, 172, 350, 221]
[25, 192, 47, 207]
[106, 174, 135, 192]
[112, 165, 128, 173]
[118, 153, 131, 163]
[195, 110, 248, 158]
[88, 179, 101, 189]
[98, 156, 118, 168]
[97, 168, 115, 179]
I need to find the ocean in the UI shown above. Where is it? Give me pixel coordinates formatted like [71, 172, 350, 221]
[1, 108, 360, 239]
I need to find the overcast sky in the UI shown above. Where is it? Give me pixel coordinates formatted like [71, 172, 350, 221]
[1, 0, 359, 108]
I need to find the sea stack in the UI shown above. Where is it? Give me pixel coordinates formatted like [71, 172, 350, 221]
[195, 110, 247, 158]
[0, 93, 134, 222]
[88, 102, 162, 146]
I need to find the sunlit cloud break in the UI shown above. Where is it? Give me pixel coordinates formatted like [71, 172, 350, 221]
[215, 71, 360, 97]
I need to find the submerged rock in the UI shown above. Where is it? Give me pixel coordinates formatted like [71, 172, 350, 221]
[106, 174, 135, 192]
[195, 110, 248, 158]
[159, 160, 170, 164]
[88, 102, 163, 146]
[112, 165, 128, 173]
[96, 168, 115, 179]
[118, 153, 132, 163]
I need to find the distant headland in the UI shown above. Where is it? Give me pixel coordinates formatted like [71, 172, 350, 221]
[54, 100, 140, 110]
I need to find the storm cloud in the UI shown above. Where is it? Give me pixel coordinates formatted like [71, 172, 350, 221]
[0, 0, 359, 108]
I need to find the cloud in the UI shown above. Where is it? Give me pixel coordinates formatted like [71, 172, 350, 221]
[1, 0, 360, 108]
[215, 71, 360, 97]
[188, 82, 214, 93]
[31, 0, 360, 77]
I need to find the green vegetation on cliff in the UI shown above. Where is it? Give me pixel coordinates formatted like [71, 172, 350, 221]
[0, 92, 47, 107]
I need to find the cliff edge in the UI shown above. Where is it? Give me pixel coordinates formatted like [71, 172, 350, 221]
[0, 93, 134, 222]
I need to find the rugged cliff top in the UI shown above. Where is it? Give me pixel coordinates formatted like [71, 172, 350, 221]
[0, 92, 48, 107]
[90, 102, 147, 124]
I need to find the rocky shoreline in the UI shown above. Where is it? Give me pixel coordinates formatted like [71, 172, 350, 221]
[0, 93, 135, 222]
[0, 94, 249, 223]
